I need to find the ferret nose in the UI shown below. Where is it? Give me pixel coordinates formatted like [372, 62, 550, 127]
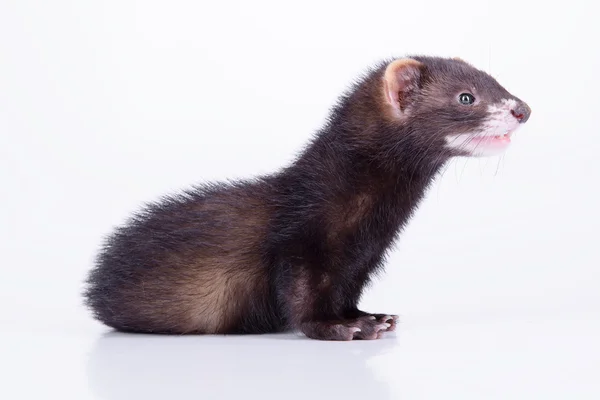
[511, 102, 531, 123]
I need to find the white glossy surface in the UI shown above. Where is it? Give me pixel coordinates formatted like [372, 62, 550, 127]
[2, 311, 600, 399]
[2, 0, 599, 399]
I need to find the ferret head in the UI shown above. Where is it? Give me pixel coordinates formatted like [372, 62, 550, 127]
[381, 56, 531, 157]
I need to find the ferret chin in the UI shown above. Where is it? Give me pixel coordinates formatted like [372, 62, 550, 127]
[83, 55, 531, 341]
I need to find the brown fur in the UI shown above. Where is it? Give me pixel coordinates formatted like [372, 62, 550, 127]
[84, 56, 530, 340]
[177, 259, 267, 333]
[326, 192, 374, 245]
[174, 190, 271, 333]
[286, 268, 313, 327]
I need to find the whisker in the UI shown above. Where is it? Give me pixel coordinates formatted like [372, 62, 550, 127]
[494, 154, 503, 177]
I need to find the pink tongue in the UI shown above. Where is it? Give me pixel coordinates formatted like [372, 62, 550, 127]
[473, 136, 511, 144]
[493, 136, 511, 144]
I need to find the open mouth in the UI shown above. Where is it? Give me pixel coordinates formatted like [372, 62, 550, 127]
[469, 131, 512, 146]
[445, 128, 517, 157]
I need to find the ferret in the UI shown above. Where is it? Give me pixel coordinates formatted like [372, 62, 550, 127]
[84, 56, 531, 341]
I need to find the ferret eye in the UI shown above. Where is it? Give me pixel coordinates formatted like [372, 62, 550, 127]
[458, 93, 475, 105]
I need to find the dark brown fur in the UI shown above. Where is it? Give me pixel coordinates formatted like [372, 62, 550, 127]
[84, 56, 530, 340]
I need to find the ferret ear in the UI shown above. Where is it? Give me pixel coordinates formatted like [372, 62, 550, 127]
[383, 58, 423, 117]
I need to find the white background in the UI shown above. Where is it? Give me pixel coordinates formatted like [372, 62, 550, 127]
[1, 0, 599, 399]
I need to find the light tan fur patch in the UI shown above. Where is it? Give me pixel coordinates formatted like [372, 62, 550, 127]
[178, 257, 265, 333]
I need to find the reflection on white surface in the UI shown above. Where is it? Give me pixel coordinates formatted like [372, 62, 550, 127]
[2, 312, 600, 399]
[81, 311, 600, 400]
[87, 332, 396, 400]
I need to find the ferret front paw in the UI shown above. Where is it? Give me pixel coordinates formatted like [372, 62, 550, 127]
[345, 310, 399, 332]
[365, 314, 399, 332]
[300, 316, 392, 341]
